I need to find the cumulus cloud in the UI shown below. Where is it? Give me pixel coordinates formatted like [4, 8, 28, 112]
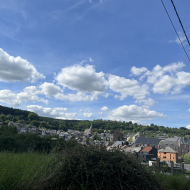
[39, 82, 62, 97]
[55, 64, 108, 95]
[54, 92, 97, 102]
[188, 108, 190, 112]
[27, 105, 76, 119]
[100, 106, 109, 111]
[83, 111, 93, 118]
[107, 105, 166, 122]
[108, 74, 149, 100]
[131, 66, 148, 76]
[0, 48, 45, 82]
[135, 98, 157, 109]
[132, 62, 190, 95]
[0, 87, 48, 106]
[152, 71, 190, 94]
[186, 125, 190, 129]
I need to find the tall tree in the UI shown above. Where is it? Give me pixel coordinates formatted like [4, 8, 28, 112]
[113, 129, 124, 141]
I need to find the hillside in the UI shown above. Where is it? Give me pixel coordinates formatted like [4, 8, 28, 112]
[0, 105, 189, 136]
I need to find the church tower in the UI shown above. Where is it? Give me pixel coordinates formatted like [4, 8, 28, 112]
[89, 122, 93, 135]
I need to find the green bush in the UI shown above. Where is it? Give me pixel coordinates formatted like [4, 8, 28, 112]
[34, 145, 163, 190]
[184, 152, 190, 164]
[156, 173, 190, 190]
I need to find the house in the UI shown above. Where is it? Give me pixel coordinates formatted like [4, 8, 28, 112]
[157, 135, 168, 140]
[158, 137, 179, 153]
[14, 123, 23, 128]
[139, 146, 158, 163]
[8, 121, 14, 126]
[68, 129, 75, 133]
[123, 147, 141, 159]
[177, 137, 190, 155]
[158, 146, 178, 163]
[50, 130, 57, 136]
[134, 137, 161, 149]
[111, 141, 126, 149]
[158, 137, 190, 155]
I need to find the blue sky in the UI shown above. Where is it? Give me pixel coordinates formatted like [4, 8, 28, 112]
[0, 0, 190, 128]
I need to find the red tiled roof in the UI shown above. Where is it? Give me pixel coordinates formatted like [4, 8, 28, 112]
[141, 146, 152, 152]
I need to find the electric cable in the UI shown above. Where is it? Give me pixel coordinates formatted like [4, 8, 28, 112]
[171, 0, 190, 46]
[160, 0, 190, 61]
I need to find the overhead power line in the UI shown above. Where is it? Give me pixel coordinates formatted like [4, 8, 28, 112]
[170, 0, 190, 46]
[160, 0, 190, 61]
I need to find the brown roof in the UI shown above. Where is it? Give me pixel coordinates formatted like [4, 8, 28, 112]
[141, 146, 152, 152]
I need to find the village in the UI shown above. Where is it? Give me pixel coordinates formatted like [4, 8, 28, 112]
[4, 121, 190, 169]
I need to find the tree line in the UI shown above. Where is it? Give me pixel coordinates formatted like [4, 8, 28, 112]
[0, 105, 190, 137]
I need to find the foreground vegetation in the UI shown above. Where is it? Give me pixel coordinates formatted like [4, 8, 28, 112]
[0, 152, 54, 190]
[1, 146, 190, 190]
[156, 173, 190, 190]
[0, 147, 163, 190]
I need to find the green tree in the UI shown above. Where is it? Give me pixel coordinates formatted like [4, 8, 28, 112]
[0, 114, 6, 121]
[28, 113, 39, 122]
[30, 120, 40, 127]
[184, 152, 190, 164]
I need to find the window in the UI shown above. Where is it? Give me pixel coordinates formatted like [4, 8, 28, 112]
[173, 157, 174, 159]
[164, 152, 166, 154]
[163, 156, 166, 158]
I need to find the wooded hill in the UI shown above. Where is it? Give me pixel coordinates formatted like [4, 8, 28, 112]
[0, 105, 189, 136]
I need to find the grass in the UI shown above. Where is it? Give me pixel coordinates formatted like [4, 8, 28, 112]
[0, 152, 54, 190]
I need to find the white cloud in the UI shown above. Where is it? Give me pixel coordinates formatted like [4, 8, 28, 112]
[0, 90, 20, 107]
[100, 106, 109, 111]
[132, 62, 190, 95]
[131, 66, 148, 76]
[54, 92, 97, 102]
[143, 62, 185, 83]
[27, 105, 76, 120]
[169, 32, 187, 46]
[0, 87, 48, 107]
[107, 105, 166, 122]
[102, 93, 110, 98]
[135, 98, 157, 108]
[98, 112, 103, 115]
[55, 64, 108, 95]
[108, 74, 149, 100]
[39, 82, 62, 97]
[83, 111, 93, 118]
[152, 75, 176, 94]
[186, 125, 190, 129]
[188, 108, 190, 112]
[152, 71, 190, 94]
[54, 107, 67, 111]
[79, 109, 82, 112]
[0, 48, 45, 82]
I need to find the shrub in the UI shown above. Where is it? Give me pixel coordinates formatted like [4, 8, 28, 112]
[34, 145, 163, 190]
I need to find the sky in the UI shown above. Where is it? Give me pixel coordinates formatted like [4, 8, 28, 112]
[0, 0, 190, 128]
